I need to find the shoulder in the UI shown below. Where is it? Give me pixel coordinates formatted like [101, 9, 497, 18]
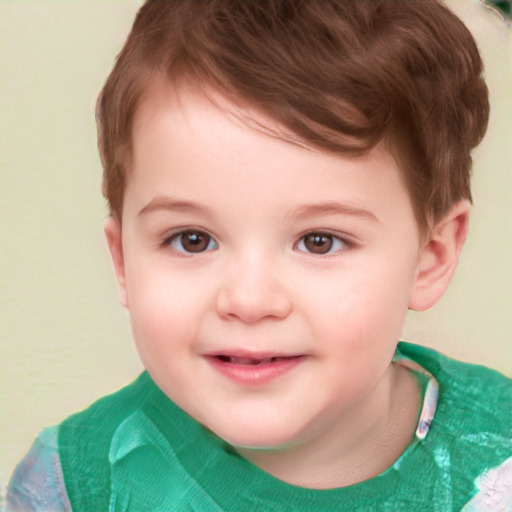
[57, 371, 158, 511]
[5, 426, 71, 512]
[59, 371, 155, 436]
[397, 342, 511, 511]
[5, 373, 159, 512]
[399, 341, 510, 436]
[58, 371, 156, 481]
[460, 456, 512, 512]
[397, 341, 511, 405]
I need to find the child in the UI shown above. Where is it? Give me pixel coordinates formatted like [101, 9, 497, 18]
[6, 0, 511, 510]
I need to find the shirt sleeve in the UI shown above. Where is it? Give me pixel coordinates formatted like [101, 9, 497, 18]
[460, 457, 512, 512]
[5, 426, 72, 512]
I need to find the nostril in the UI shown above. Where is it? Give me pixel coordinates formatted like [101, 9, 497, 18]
[216, 285, 292, 324]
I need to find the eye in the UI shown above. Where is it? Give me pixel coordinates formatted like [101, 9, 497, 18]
[296, 232, 347, 255]
[166, 230, 218, 254]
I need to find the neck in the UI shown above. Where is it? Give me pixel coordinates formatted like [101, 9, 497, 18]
[236, 363, 420, 489]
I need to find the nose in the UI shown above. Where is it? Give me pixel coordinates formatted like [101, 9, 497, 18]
[216, 254, 292, 323]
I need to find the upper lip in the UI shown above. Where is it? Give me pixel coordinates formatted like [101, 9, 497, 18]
[203, 349, 304, 361]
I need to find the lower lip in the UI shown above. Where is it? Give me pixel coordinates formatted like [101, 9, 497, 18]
[205, 356, 305, 386]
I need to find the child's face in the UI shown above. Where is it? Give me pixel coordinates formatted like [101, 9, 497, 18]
[108, 83, 426, 450]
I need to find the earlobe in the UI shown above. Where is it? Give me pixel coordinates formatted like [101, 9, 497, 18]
[104, 217, 129, 308]
[409, 200, 471, 311]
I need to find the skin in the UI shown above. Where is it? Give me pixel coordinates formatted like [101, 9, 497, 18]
[105, 82, 470, 489]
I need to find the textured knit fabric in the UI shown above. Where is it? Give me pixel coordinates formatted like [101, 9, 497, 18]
[5, 342, 512, 511]
[4, 426, 71, 512]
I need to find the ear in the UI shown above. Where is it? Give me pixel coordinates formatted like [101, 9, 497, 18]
[104, 217, 129, 308]
[409, 200, 471, 311]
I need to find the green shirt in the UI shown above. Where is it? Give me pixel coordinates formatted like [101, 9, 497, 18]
[6, 342, 512, 511]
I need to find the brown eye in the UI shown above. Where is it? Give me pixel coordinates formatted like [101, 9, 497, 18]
[168, 230, 217, 253]
[298, 232, 346, 255]
[302, 233, 333, 254]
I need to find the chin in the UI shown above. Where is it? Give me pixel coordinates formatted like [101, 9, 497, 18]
[213, 422, 301, 451]
[228, 437, 296, 452]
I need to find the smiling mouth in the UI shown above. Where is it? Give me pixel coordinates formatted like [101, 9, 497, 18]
[206, 353, 305, 385]
[214, 355, 299, 365]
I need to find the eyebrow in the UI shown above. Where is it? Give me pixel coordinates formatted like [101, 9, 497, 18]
[138, 196, 212, 217]
[139, 196, 378, 223]
[285, 202, 379, 223]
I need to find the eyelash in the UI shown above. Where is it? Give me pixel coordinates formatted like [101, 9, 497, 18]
[295, 231, 351, 255]
[163, 229, 218, 254]
[162, 229, 352, 256]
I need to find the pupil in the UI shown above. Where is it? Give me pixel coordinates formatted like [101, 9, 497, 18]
[183, 231, 208, 252]
[305, 233, 333, 254]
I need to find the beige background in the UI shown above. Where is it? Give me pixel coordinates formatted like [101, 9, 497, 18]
[0, 0, 510, 491]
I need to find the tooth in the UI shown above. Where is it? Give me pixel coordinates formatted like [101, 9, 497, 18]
[219, 356, 286, 365]
[230, 357, 253, 364]
[231, 357, 273, 365]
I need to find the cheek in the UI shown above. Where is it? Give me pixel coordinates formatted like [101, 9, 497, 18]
[124, 263, 203, 354]
[306, 258, 414, 353]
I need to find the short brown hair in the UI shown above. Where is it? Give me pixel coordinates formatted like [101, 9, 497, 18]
[97, 0, 489, 230]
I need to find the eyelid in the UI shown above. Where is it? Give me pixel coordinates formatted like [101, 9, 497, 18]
[162, 227, 218, 254]
[294, 230, 354, 255]
[161, 225, 216, 241]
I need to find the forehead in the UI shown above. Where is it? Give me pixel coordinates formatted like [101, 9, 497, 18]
[126, 81, 415, 230]
[133, 78, 317, 153]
